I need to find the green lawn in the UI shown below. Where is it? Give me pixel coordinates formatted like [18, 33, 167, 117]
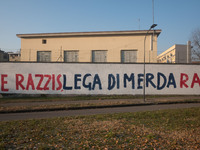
[1, 95, 199, 103]
[0, 95, 142, 103]
[0, 107, 199, 149]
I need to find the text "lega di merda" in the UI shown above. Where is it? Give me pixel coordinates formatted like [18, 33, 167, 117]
[0, 72, 199, 92]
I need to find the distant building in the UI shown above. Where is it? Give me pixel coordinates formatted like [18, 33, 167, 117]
[17, 30, 161, 63]
[0, 50, 9, 62]
[8, 52, 21, 61]
[192, 61, 200, 64]
[157, 42, 191, 63]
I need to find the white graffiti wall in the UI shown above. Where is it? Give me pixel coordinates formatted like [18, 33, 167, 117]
[0, 63, 200, 95]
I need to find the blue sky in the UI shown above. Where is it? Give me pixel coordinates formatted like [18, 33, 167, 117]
[0, 0, 200, 54]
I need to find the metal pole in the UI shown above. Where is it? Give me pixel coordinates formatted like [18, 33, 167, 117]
[152, 0, 154, 24]
[144, 35, 147, 102]
[29, 49, 31, 61]
[143, 24, 157, 102]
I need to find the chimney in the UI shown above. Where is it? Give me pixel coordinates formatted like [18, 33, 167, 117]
[187, 41, 191, 63]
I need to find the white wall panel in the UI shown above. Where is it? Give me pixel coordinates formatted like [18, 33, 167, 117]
[0, 63, 199, 95]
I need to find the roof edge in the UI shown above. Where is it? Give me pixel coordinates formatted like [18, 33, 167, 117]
[17, 30, 162, 38]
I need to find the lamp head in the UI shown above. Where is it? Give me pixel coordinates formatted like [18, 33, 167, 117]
[150, 24, 157, 29]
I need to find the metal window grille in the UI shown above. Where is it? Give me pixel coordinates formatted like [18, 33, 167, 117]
[64, 51, 79, 62]
[37, 51, 51, 62]
[92, 50, 107, 62]
[121, 50, 137, 63]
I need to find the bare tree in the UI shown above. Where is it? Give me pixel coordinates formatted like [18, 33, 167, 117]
[190, 28, 200, 61]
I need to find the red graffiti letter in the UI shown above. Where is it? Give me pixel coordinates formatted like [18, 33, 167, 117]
[35, 74, 44, 90]
[52, 74, 55, 90]
[1, 74, 9, 92]
[44, 75, 51, 90]
[180, 73, 189, 88]
[26, 74, 35, 90]
[191, 73, 200, 88]
[56, 74, 62, 90]
[16, 74, 25, 90]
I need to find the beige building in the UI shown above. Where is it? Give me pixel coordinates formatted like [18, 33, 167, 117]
[157, 43, 191, 63]
[17, 30, 161, 63]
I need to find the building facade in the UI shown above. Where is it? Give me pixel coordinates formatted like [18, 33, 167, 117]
[157, 43, 191, 63]
[17, 30, 161, 63]
[0, 50, 9, 62]
[8, 52, 21, 61]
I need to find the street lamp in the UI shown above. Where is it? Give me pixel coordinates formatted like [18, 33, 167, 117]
[143, 24, 157, 102]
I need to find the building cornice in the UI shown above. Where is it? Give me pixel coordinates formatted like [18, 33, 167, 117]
[17, 30, 162, 38]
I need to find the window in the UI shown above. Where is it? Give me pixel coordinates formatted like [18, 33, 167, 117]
[121, 50, 137, 63]
[37, 51, 51, 62]
[92, 50, 107, 62]
[42, 39, 47, 44]
[167, 59, 170, 63]
[3, 54, 8, 60]
[64, 50, 79, 62]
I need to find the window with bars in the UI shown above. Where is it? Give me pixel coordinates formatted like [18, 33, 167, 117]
[37, 51, 51, 62]
[64, 50, 79, 62]
[92, 50, 107, 62]
[121, 50, 137, 63]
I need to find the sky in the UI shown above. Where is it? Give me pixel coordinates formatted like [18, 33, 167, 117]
[0, 0, 200, 54]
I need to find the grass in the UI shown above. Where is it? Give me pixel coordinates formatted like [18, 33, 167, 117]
[1, 94, 199, 103]
[0, 95, 142, 103]
[0, 107, 199, 149]
[0, 100, 139, 113]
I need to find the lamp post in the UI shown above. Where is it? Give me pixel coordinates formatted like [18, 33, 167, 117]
[143, 24, 157, 102]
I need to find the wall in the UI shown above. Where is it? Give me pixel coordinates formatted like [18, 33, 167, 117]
[176, 45, 187, 63]
[0, 63, 200, 95]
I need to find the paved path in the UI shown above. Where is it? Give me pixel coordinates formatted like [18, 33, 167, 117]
[0, 103, 200, 121]
[1, 96, 200, 107]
